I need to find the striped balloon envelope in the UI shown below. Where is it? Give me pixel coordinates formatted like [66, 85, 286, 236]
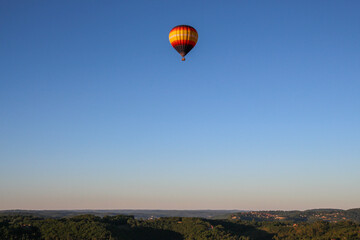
[169, 25, 198, 61]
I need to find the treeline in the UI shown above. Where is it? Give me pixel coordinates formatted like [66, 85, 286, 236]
[229, 208, 360, 223]
[275, 208, 360, 222]
[1, 214, 360, 240]
[0, 210, 238, 219]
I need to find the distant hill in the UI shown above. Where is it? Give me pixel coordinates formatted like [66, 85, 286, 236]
[227, 208, 360, 222]
[2, 208, 360, 223]
[0, 209, 239, 219]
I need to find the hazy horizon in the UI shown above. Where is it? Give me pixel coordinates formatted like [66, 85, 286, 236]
[1, 207, 358, 212]
[1, 0, 359, 210]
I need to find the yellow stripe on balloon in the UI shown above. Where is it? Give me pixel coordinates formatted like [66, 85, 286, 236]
[169, 34, 198, 42]
[169, 33, 198, 39]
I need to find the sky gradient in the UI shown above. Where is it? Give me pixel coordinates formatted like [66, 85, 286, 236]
[1, 0, 360, 210]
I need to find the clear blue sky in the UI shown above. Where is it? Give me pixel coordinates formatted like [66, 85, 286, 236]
[1, 0, 359, 210]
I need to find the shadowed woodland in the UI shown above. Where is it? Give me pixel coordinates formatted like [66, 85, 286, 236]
[1, 214, 360, 240]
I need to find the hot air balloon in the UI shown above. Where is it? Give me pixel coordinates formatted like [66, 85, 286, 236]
[169, 25, 198, 61]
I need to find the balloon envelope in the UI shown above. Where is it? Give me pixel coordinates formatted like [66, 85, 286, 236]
[169, 25, 198, 60]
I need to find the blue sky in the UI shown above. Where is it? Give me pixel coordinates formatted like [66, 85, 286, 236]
[1, 0, 359, 210]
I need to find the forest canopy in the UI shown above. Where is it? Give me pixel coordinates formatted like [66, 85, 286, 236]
[1, 214, 360, 240]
